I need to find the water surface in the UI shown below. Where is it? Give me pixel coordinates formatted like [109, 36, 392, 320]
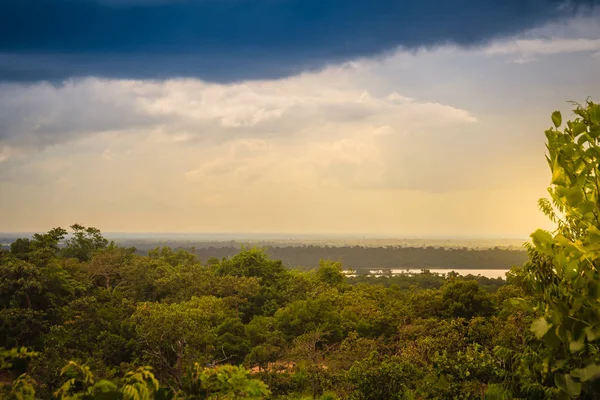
[359, 268, 508, 279]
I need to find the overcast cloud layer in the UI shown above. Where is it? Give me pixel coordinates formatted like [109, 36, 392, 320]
[1, 0, 599, 82]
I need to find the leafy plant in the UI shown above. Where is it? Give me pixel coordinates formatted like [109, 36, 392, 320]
[54, 361, 119, 399]
[523, 100, 600, 398]
[121, 367, 160, 400]
[179, 363, 271, 399]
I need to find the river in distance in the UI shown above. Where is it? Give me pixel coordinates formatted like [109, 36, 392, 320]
[347, 269, 509, 279]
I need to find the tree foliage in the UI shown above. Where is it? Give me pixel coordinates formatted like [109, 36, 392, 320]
[517, 100, 600, 399]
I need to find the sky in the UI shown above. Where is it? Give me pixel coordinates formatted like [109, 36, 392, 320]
[0, 0, 599, 237]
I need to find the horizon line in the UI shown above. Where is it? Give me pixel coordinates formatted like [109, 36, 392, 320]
[0, 230, 530, 240]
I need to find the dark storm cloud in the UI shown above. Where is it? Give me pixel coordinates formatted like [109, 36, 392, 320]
[0, 0, 598, 82]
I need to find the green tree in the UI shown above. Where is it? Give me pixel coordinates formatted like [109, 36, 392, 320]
[9, 238, 32, 262]
[179, 363, 270, 399]
[316, 260, 345, 287]
[5, 227, 69, 270]
[213, 248, 290, 320]
[522, 101, 600, 398]
[288, 330, 333, 399]
[339, 285, 396, 338]
[244, 316, 285, 371]
[130, 296, 233, 385]
[432, 343, 499, 398]
[214, 248, 285, 281]
[440, 280, 494, 319]
[84, 245, 135, 291]
[0, 258, 43, 309]
[346, 351, 418, 400]
[274, 292, 343, 343]
[63, 225, 110, 262]
[0, 258, 62, 348]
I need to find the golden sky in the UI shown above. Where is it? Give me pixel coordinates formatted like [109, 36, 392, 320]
[1, 12, 599, 237]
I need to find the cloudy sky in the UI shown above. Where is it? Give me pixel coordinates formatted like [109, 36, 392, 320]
[1, 0, 599, 237]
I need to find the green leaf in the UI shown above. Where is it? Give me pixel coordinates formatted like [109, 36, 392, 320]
[531, 229, 554, 246]
[578, 201, 596, 215]
[590, 104, 600, 124]
[531, 229, 555, 256]
[509, 298, 533, 312]
[531, 317, 552, 339]
[585, 326, 600, 341]
[569, 338, 585, 353]
[565, 258, 579, 279]
[94, 380, 118, 393]
[564, 186, 584, 207]
[551, 158, 567, 186]
[555, 373, 581, 397]
[573, 122, 587, 137]
[572, 364, 600, 382]
[552, 111, 563, 128]
[588, 226, 600, 243]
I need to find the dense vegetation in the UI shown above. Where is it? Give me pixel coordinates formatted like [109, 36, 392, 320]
[0, 240, 529, 272]
[1, 101, 600, 399]
[0, 229, 524, 400]
[172, 246, 527, 272]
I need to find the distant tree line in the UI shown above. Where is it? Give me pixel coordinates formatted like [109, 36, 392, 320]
[147, 245, 527, 271]
[0, 240, 528, 271]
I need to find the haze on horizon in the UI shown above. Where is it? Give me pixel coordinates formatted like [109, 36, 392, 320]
[1, 0, 599, 237]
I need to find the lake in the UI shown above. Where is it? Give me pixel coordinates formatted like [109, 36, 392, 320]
[346, 268, 509, 279]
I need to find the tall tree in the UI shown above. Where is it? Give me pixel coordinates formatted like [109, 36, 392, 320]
[63, 224, 109, 262]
